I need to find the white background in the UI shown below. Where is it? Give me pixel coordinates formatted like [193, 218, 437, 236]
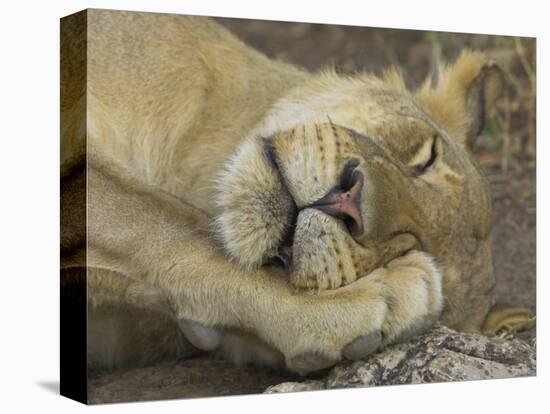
[0, 0, 546, 412]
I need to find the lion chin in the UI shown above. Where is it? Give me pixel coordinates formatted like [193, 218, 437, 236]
[216, 123, 419, 290]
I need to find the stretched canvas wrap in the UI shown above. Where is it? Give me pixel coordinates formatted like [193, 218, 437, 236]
[60, 8, 536, 404]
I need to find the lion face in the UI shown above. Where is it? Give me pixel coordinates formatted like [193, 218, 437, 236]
[216, 51, 502, 295]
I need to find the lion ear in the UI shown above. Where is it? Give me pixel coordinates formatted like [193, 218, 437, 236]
[416, 50, 505, 150]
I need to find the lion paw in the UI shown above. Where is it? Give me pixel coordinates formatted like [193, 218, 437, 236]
[482, 306, 536, 338]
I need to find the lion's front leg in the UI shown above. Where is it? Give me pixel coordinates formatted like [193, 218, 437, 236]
[167, 250, 443, 374]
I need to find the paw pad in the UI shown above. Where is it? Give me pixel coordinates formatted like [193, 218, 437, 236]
[343, 330, 382, 360]
[290, 351, 338, 374]
[178, 319, 221, 351]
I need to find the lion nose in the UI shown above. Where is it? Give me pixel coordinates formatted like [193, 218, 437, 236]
[309, 170, 364, 236]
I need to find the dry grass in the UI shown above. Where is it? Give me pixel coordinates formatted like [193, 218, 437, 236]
[377, 31, 536, 176]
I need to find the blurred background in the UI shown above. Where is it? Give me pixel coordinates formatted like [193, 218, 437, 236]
[217, 17, 537, 315]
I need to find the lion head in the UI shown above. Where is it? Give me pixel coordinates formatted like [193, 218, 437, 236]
[215, 51, 503, 326]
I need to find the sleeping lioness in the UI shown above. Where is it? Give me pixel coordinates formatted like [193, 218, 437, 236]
[61, 10, 534, 375]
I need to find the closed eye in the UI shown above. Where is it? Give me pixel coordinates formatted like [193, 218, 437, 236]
[411, 134, 438, 175]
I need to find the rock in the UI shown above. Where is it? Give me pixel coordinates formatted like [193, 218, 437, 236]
[265, 380, 325, 393]
[264, 325, 536, 393]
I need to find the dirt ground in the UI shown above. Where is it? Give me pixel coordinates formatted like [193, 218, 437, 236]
[88, 17, 536, 403]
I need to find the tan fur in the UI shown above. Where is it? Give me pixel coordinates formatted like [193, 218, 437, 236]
[61, 10, 525, 374]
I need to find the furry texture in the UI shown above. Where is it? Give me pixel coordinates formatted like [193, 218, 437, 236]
[215, 137, 295, 266]
[60, 10, 530, 374]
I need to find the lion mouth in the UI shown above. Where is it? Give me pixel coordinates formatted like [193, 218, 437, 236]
[269, 222, 295, 269]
